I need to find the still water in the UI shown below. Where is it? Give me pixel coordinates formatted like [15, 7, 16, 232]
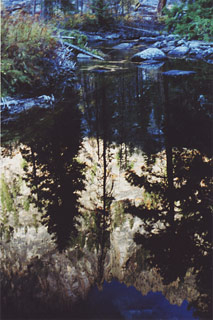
[1, 41, 212, 319]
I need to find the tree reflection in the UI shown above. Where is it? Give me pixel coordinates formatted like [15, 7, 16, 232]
[125, 74, 213, 318]
[78, 72, 115, 286]
[2, 89, 85, 251]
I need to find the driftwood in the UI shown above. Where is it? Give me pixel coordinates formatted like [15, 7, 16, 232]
[61, 36, 76, 40]
[2, 3, 30, 14]
[62, 41, 104, 61]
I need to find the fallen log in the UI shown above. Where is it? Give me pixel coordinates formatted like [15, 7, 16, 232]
[62, 41, 104, 61]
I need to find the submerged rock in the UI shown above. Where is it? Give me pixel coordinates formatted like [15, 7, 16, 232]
[113, 42, 135, 50]
[163, 70, 196, 77]
[132, 48, 167, 62]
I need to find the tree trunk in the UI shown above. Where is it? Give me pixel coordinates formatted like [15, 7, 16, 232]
[157, 0, 167, 16]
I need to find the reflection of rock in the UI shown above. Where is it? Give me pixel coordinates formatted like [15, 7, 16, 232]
[139, 60, 165, 70]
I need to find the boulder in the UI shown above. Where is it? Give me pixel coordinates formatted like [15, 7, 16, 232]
[131, 48, 167, 62]
[168, 46, 190, 57]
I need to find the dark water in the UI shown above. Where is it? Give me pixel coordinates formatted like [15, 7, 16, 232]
[73, 280, 196, 320]
[1, 41, 213, 319]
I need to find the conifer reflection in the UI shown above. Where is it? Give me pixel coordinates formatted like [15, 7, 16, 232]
[3, 90, 85, 251]
[79, 72, 114, 286]
[125, 74, 212, 318]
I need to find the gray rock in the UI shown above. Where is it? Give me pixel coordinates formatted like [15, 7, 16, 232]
[167, 40, 177, 47]
[188, 48, 203, 59]
[177, 39, 187, 46]
[188, 40, 203, 49]
[132, 48, 167, 62]
[166, 35, 177, 41]
[152, 41, 164, 49]
[113, 42, 135, 50]
[155, 35, 166, 41]
[163, 70, 196, 77]
[162, 46, 176, 53]
[168, 46, 190, 57]
[106, 33, 120, 40]
[203, 48, 213, 59]
[188, 40, 213, 48]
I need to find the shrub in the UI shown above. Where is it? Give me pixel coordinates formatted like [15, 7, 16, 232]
[163, 0, 213, 41]
[1, 10, 58, 96]
[62, 13, 99, 30]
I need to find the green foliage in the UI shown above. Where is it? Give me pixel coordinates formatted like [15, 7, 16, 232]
[62, 29, 88, 47]
[63, 13, 99, 29]
[163, 0, 213, 41]
[91, 0, 112, 26]
[59, 29, 104, 57]
[1, 10, 58, 96]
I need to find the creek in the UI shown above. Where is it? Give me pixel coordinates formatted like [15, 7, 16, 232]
[1, 40, 212, 319]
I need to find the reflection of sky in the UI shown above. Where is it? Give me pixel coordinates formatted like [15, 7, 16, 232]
[83, 280, 197, 319]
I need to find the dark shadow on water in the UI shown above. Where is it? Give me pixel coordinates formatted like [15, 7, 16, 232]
[71, 280, 197, 319]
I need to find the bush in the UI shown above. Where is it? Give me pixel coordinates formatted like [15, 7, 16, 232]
[1, 10, 58, 96]
[63, 13, 99, 30]
[163, 0, 213, 41]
